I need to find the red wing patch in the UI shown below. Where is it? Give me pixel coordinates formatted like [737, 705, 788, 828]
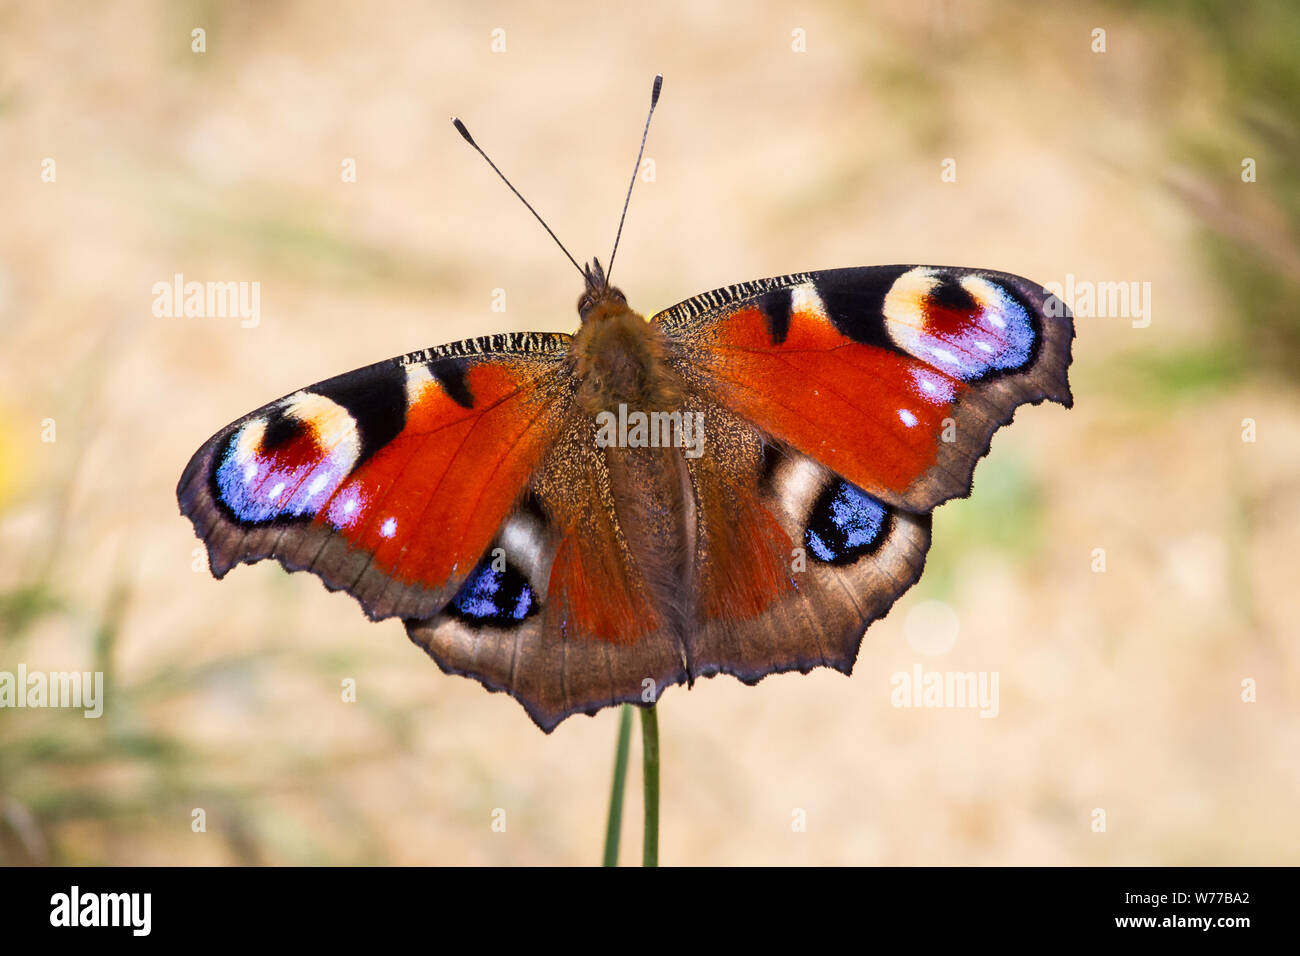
[544, 518, 660, 645]
[701, 303, 965, 502]
[319, 362, 557, 593]
[691, 454, 794, 623]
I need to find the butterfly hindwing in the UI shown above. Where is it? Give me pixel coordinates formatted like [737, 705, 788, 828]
[178, 332, 573, 622]
[657, 265, 1074, 513]
[680, 399, 932, 686]
[405, 411, 691, 732]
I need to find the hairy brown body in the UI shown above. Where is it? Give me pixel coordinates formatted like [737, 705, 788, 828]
[571, 297, 682, 414]
[569, 289, 698, 658]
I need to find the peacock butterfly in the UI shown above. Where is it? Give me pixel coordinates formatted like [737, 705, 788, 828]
[178, 77, 1074, 731]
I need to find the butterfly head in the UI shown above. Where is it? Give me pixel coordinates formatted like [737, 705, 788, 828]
[578, 256, 628, 322]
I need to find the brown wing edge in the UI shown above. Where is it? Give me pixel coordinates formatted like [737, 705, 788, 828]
[402, 616, 690, 733]
[691, 511, 933, 689]
[403, 613, 691, 733]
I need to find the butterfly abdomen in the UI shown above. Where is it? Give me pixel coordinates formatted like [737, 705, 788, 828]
[568, 295, 697, 659]
[601, 439, 696, 660]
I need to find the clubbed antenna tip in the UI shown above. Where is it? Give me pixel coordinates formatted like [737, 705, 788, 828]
[607, 74, 664, 283]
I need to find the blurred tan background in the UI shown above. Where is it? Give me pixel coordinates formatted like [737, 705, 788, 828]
[1, 0, 1298, 865]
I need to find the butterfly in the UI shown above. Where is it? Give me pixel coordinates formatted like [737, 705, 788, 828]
[178, 77, 1074, 732]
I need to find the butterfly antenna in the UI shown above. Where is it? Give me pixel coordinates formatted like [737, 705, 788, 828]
[451, 116, 586, 280]
[605, 74, 663, 284]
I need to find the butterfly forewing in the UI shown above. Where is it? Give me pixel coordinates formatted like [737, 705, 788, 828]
[178, 332, 574, 622]
[657, 265, 1074, 513]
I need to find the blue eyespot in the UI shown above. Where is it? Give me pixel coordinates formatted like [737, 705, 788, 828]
[450, 556, 537, 627]
[804, 479, 889, 565]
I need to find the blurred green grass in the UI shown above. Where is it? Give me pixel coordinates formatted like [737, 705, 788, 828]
[1138, 0, 1300, 381]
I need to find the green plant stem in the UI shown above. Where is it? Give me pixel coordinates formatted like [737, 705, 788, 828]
[601, 704, 634, 866]
[640, 703, 659, 867]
